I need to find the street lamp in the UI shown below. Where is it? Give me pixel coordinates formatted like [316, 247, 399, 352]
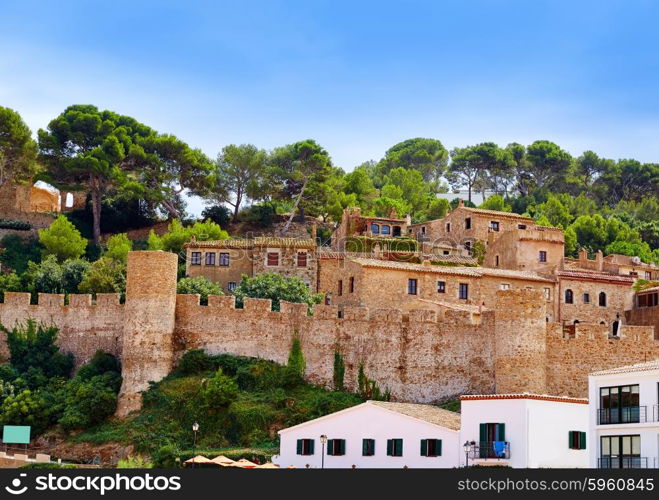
[320, 435, 328, 469]
[463, 441, 473, 468]
[192, 422, 199, 469]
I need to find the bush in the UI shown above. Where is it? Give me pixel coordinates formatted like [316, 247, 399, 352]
[153, 444, 180, 468]
[201, 369, 238, 409]
[201, 206, 231, 227]
[175, 350, 217, 376]
[38, 215, 87, 262]
[0, 234, 42, 274]
[77, 257, 126, 295]
[238, 204, 275, 227]
[0, 272, 22, 301]
[0, 389, 51, 434]
[233, 273, 322, 312]
[104, 233, 132, 263]
[117, 456, 153, 468]
[59, 376, 119, 431]
[0, 218, 32, 230]
[76, 351, 121, 382]
[176, 277, 223, 305]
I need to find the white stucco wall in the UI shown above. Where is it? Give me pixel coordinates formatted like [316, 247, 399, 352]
[273, 402, 460, 469]
[460, 397, 588, 468]
[588, 368, 659, 468]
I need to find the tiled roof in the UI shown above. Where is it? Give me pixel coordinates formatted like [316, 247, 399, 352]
[360, 216, 407, 223]
[368, 401, 461, 430]
[590, 359, 659, 376]
[637, 286, 659, 294]
[557, 270, 635, 284]
[349, 257, 553, 282]
[460, 393, 588, 404]
[185, 237, 316, 249]
[349, 258, 481, 277]
[429, 255, 478, 266]
[458, 206, 534, 221]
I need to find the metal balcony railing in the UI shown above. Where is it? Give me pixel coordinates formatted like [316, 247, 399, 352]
[597, 406, 647, 425]
[469, 441, 510, 459]
[598, 457, 648, 469]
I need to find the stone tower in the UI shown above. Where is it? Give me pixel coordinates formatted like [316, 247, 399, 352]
[116, 251, 179, 417]
[493, 289, 547, 394]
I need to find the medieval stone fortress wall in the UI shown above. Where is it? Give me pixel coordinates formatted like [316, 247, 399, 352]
[0, 250, 656, 417]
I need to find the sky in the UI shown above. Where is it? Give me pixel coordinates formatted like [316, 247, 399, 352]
[2, 0, 659, 215]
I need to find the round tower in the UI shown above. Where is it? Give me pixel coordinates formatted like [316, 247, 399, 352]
[494, 289, 547, 394]
[116, 251, 179, 417]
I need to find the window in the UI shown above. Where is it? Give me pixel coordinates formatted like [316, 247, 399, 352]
[296, 439, 315, 455]
[490, 221, 500, 232]
[443, 250, 449, 255]
[544, 287, 551, 300]
[227, 282, 237, 292]
[420, 439, 442, 457]
[539, 251, 547, 262]
[381, 225, 391, 235]
[338, 280, 343, 296]
[325, 295, 331, 305]
[600, 435, 641, 468]
[393, 226, 401, 237]
[459, 283, 469, 300]
[479, 423, 506, 458]
[495, 255, 499, 267]
[568, 431, 587, 450]
[437, 281, 446, 293]
[644, 271, 651, 279]
[465, 217, 472, 229]
[327, 439, 346, 456]
[599, 385, 640, 424]
[583, 293, 590, 304]
[371, 223, 380, 234]
[362, 438, 375, 456]
[518, 224, 527, 229]
[297, 252, 307, 267]
[638, 293, 659, 307]
[421, 226, 426, 234]
[446, 222, 451, 233]
[599, 292, 607, 307]
[190, 252, 201, 266]
[565, 289, 573, 304]
[408, 279, 418, 295]
[349, 277, 355, 293]
[386, 438, 403, 457]
[219, 253, 230, 266]
[204, 252, 216, 266]
[465, 241, 471, 253]
[500, 283, 510, 290]
[267, 252, 279, 266]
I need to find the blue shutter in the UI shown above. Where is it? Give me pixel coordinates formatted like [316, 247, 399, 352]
[339, 439, 346, 455]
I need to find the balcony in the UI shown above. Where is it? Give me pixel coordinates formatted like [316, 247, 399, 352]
[469, 441, 510, 460]
[598, 457, 650, 469]
[597, 406, 658, 425]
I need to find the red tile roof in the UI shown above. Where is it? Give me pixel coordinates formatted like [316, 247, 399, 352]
[460, 393, 588, 404]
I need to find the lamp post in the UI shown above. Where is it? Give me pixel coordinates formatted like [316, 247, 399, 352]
[463, 441, 472, 468]
[320, 435, 328, 469]
[192, 422, 199, 469]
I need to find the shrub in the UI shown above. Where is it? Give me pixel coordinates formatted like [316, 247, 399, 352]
[201, 206, 231, 227]
[176, 277, 223, 306]
[0, 272, 22, 301]
[233, 273, 322, 312]
[0, 218, 32, 231]
[175, 350, 217, 376]
[333, 350, 345, 391]
[0, 234, 42, 274]
[78, 257, 126, 295]
[117, 456, 153, 468]
[38, 215, 87, 262]
[286, 336, 305, 385]
[104, 233, 132, 263]
[0, 389, 51, 434]
[153, 444, 180, 468]
[59, 376, 119, 431]
[201, 369, 238, 410]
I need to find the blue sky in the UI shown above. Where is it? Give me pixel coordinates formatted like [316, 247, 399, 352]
[2, 0, 659, 213]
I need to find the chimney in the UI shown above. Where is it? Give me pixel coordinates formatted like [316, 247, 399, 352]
[311, 222, 317, 243]
[422, 256, 432, 266]
[595, 250, 604, 271]
[578, 248, 588, 263]
[405, 213, 412, 226]
[457, 199, 464, 208]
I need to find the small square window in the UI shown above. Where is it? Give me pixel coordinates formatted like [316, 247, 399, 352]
[437, 281, 446, 293]
[219, 253, 230, 266]
[362, 438, 375, 456]
[500, 283, 510, 290]
[490, 221, 500, 231]
[296, 439, 314, 455]
[539, 251, 547, 262]
[459, 283, 469, 300]
[465, 217, 472, 229]
[381, 225, 390, 235]
[371, 223, 380, 234]
[227, 282, 237, 292]
[205, 252, 216, 266]
[297, 252, 307, 267]
[190, 252, 201, 266]
[583, 293, 590, 304]
[408, 279, 418, 295]
[267, 252, 279, 266]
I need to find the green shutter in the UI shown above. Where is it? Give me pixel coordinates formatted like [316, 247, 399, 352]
[297, 439, 303, 455]
[309, 439, 315, 455]
[370, 439, 374, 455]
[396, 439, 403, 456]
[436, 439, 442, 456]
[340, 439, 346, 455]
[479, 423, 487, 443]
[420, 439, 428, 457]
[496, 423, 506, 441]
[579, 432, 586, 450]
[387, 439, 392, 456]
[327, 439, 334, 456]
[362, 439, 368, 455]
[569, 431, 574, 449]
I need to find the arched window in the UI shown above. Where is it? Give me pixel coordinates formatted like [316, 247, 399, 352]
[565, 289, 574, 304]
[573, 319, 580, 324]
[611, 320, 620, 336]
[370, 223, 380, 234]
[599, 292, 607, 307]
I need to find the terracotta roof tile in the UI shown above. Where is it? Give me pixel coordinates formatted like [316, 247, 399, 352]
[557, 270, 635, 284]
[590, 359, 659, 376]
[460, 393, 588, 404]
[368, 401, 461, 430]
[458, 207, 534, 221]
[349, 258, 481, 277]
[185, 237, 316, 249]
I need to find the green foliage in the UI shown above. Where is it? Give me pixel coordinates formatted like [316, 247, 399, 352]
[357, 363, 390, 401]
[238, 203, 276, 227]
[333, 350, 345, 391]
[78, 257, 126, 295]
[59, 375, 119, 431]
[20, 463, 77, 469]
[0, 389, 51, 434]
[0, 106, 39, 186]
[153, 444, 180, 468]
[0, 219, 32, 230]
[38, 216, 87, 262]
[201, 369, 239, 409]
[176, 349, 219, 376]
[3, 320, 73, 380]
[104, 233, 132, 263]
[286, 336, 306, 383]
[0, 272, 21, 301]
[345, 236, 417, 253]
[233, 273, 322, 312]
[417, 197, 450, 222]
[471, 240, 486, 265]
[534, 195, 573, 229]
[479, 194, 511, 212]
[176, 276, 223, 305]
[117, 456, 153, 468]
[77, 350, 121, 381]
[375, 138, 449, 184]
[147, 219, 228, 257]
[0, 235, 42, 274]
[201, 205, 231, 227]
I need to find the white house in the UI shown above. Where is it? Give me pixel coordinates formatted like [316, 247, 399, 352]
[588, 359, 659, 469]
[460, 394, 589, 468]
[272, 400, 461, 468]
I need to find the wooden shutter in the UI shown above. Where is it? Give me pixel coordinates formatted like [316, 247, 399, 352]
[309, 439, 315, 455]
[436, 439, 442, 456]
[362, 439, 368, 455]
[496, 423, 506, 441]
[339, 439, 346, 455]
[327, 439, 334, 456]
[297, 439, 303, 455]
[395, 439, 403, 456]
[479, 423, 487, 443]
[420, 439, 428, 457]
[568, 431, 573, 449]
[579, 432, 586, 450]
[387, 439, 393, 456]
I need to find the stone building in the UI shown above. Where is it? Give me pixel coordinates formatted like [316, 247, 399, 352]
[408, 200, 535, 254]
[625, 286, 659, 339]
[331, 207, 411, 251]
[184, 236, 318, 292]
[564, 251, 659, 281]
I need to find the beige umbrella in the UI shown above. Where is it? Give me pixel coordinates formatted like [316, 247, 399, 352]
[211, 455, 236, 467]
[183, 455, 216, 466]
[232, 458, 258, 468]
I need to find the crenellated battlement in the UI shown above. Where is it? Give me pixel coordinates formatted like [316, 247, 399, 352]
[0, 251, 657, 413]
